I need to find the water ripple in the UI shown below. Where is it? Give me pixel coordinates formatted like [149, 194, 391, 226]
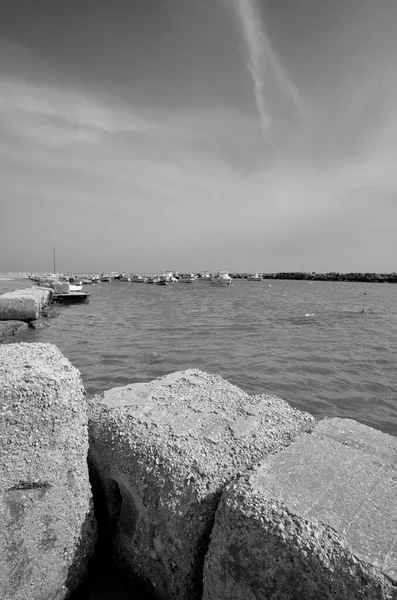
[3, 279, 397, 436]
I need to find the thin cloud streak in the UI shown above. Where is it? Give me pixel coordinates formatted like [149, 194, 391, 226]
[0, 76, 148, 135]
[230, 0, 304, 133]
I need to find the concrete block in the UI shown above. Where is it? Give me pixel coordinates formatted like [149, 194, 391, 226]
[15, 287, 53, 307]
[0, 293, 41, 321]
[0, 343, 97, 600]
[0, 320, 29, 342]
[0, 288, 53, 321]
[50, 281, 70, 294]
[38, 279, 70, 294]
[88, 369, 314, 600]
[203, 418, 397, 600]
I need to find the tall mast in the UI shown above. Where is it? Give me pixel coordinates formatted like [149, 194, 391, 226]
[53, 246, 56, 275]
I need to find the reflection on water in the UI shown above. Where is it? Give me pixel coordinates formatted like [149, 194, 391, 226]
[2, 279, 397, 436]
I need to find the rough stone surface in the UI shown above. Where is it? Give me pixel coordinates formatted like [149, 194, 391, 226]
[39, 279, 70, 294]
[0, 321, 28, 342]
[203, 417, 397, 600]
[0, 343, 97, 600]
[88, 369, 314, 600]
[0, 288, 52, 321]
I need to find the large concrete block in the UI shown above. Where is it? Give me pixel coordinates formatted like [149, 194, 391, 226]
[203, 418, 397, 600]
[88, 369, 314, 600]
[38, 279, 70, 294]
[0, 293, 41, 321]
[0, 343, 97, 600]
[0, 287, 52, 321]
[28, 286, 53, 306]
[50, 282, 70, 294]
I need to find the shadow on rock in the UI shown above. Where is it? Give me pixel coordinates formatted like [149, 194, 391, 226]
[69, 541, 154, 600]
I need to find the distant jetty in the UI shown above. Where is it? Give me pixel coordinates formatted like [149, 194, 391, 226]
[233, 271, 397, 283]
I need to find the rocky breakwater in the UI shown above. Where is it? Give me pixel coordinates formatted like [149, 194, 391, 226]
[0, 286, 53, 342]
[203, 418, 397, 599]
[0, 343, 97, 600]
[87, 369, 314, 600]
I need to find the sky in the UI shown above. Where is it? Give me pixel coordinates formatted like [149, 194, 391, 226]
[1, 0, 397, 273]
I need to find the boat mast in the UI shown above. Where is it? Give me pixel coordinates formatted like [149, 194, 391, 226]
[53, 246, 56, 276]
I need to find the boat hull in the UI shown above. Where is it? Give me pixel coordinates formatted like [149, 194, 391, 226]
[53, 292, 90, 304]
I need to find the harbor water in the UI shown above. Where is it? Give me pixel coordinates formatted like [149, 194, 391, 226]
[2, 278, 397, 437]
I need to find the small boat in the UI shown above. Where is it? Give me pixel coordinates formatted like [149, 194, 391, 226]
[69, 284, 83, 292]
[178, 274, 196, 283]
[210, 270, 232, 285]
[164, 271, 178, 282]
[131, 275, 147, 283]
[53, 291, 90, 304]
[247, 273, 262, 281]
[154, 279, 168, 285]
[198, 271, 211, 282]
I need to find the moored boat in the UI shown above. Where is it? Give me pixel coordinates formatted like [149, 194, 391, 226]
[178, 274, 196, 283]
[247, 273, 262, 281]
[210, 270, 232, 285]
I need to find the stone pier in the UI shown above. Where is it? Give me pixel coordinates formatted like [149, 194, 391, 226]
[0, 287, 53, 321]
[1, 343, 397, 599]
[0, 343, 96, 600]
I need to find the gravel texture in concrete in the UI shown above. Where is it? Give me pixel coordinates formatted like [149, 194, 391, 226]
[0, 343, 97, 600]
[88, 369, 314, 600]
[203, 417, 397, 600]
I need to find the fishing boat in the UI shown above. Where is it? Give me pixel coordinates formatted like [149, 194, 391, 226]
[247, 273, 262, 281]
[178, 274, 196, 283]
[198, 271, 211, 282]
[210, 270, 232, 286]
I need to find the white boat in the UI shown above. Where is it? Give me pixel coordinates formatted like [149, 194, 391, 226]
[210, 270, 232, 285]
[164, 271, 177, 282]
[69, 284, 83, 292]
[178, 274, 196, 283]
[247, 273, 262, 281]
[198, 271, 211, 282]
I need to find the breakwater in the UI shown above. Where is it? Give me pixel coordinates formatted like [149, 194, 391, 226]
[256, 272, 397, 283]
[1, 342, 396, 599]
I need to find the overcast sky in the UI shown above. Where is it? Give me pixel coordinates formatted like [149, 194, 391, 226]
[1, 0, 396, 273]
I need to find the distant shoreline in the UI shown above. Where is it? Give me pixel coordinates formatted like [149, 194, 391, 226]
[254, 272, 397, 283]
[0, 272, 396, 284]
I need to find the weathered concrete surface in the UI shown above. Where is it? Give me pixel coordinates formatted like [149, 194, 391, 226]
[0, 320, 28, 342]
[203, 418, 397, 600]
[0, 287, 52, 321]
[0, 343, 97, 600]
[39, 279, 70, 294]
[88, 369, 314, 600]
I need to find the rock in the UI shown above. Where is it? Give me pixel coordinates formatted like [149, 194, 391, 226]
[41, 306, 61, 319]
[0, 288, 52, 321]
[0, 321, 28, 343]
[0, 343, 97, 600]
[88, 369, 314, 600]
[39, 279, 70, 294]
[202, 418, 397, 600]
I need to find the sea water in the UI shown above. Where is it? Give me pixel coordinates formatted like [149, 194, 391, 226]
[2, 278, 397, 436]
